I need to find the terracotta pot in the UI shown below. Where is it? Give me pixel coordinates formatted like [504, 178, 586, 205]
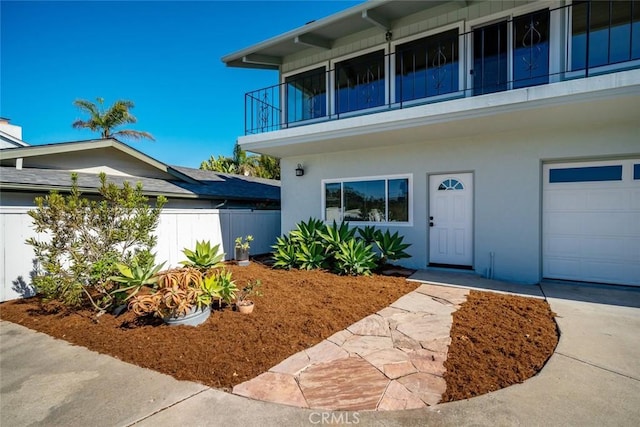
[164, 305, 211, 326]
[236, 301, 254, 314]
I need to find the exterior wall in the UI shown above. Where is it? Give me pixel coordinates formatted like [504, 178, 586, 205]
[280, 121, 638, 284]
[0, 203, 281, 302]
[15, 147, 174, 179]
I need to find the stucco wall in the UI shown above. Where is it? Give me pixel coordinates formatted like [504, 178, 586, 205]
[279, 121, 638, 284]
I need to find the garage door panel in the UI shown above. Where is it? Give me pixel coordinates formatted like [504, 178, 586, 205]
[543, 159, 639, 286]
[545, 191, 586, 210]
[632, 189, 640, 209]
[586, 189, 629, 210]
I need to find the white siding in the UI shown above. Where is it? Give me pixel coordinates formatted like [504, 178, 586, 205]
[0, 207, 280, 302]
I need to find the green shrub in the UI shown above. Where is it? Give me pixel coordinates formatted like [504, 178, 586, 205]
[27, 173, 166, 311]
[110, 256, 166, 303]
[296, 242, 328, 270]
[289, 217, 326, 246]
[333, 239, 377, 276]
[272, 235, 299, 270]
[374, 229, 412, 265]
[180, 240, 225, 270]
[318, 220, 357, 255]
[357, 225, 378, 245]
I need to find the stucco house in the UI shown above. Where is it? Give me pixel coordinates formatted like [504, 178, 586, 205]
[223, 0, 639, 286]
[0, 138, 281, 301]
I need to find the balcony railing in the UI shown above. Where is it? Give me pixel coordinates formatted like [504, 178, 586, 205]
[245, 1, 640, 135]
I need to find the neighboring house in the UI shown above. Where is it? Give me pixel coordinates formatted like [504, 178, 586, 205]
[0, 138, 281, 301]
[223, 0, 640, 286]
[0, 118, 29, 148]
[0, 138, 280, 209]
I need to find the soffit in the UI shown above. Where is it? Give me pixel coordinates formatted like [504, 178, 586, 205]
[222, 0, 451, 69]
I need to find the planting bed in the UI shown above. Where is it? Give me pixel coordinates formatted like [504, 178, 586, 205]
[0, 262, 557, 401]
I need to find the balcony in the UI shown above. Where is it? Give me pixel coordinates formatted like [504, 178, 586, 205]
[244, 2, 640, 136]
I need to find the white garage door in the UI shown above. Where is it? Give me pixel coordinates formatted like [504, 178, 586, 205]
[543, 159, 640, 286]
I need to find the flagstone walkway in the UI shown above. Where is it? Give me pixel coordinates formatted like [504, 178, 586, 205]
[232, 283, 469, 411]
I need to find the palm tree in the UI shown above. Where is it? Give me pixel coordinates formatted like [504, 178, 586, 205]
[200, 142, 280, 180]
[72, 97, 155, 141]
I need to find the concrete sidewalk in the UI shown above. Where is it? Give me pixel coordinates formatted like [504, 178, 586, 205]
[1, 278, 639, 426]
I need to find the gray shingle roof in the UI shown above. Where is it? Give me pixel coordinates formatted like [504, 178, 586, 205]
[0, 166, 280, 202]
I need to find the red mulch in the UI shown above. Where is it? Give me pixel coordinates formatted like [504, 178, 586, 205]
[0, 262, 557, 400]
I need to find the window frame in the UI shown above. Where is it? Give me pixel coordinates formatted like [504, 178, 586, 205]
[566, 0, 640, 77]
[328, 45, 390, 118]
[465, 1, 561, 93]
[281, 62, 330, 128]
[390, 21, 465, 106]
[321, 174, 413, 226]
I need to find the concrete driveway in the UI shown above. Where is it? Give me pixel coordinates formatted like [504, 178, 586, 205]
[1, 278, 639, 426]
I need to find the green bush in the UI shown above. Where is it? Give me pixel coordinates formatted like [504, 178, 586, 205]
[180, 240, 225, 270]
[333, 239, 377, 276]
[272, 235, 299, 270]
[272, 218, 412, 276]
[374, 229, 412, 265]
[296, 242, 328, 270]
[26, 173, 166, 312]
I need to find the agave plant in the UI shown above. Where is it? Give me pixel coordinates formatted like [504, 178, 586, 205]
[318, 220, 357, 255]
[296, 242, 328, 270]
[202, 268, 238, 305]
[357, 225, 378, 245]
[333, 239, 377, 276]
[272, 235, 299, 270]
[180, 240, 225, 270]
[374, 230, 411, 265]
[289, 217, 326, 246]
[109, 257, 166, 302]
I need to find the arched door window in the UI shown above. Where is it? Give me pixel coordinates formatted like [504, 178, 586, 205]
[438, 178, 464, 190]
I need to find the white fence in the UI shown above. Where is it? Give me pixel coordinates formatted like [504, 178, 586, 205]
[0, 207, 280, 302]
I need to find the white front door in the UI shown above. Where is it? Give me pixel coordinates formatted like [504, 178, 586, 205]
[429, 173, 473, 267]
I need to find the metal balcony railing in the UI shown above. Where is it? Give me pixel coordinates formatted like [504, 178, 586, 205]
[244, 1, 640, 135]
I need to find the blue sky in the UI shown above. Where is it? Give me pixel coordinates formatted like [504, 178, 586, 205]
[1, 0, 362, 167]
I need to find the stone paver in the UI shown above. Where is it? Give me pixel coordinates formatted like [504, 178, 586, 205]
[232, 372, 308, 408]
[231, 286, 470, 411]
[398, 372, 447, 406]
[347, 314, 390, 336]
[378, 380, 427, 410]
[298, 357, 389, 411]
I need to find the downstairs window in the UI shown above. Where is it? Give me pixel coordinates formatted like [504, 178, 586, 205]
[323, 175, 411, 224]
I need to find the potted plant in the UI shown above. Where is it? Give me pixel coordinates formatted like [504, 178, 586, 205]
[235, 279, 262, 314]
[234, 235, 253, 266]
[129, 266, 233, 326]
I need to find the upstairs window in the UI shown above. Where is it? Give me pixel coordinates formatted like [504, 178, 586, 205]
[285, 66, 327, 124]
[335, 50, 386, 114]
[571, 0, 640, 71]
[395, 28, 459, 103]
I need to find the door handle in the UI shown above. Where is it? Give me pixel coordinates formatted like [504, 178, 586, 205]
[429, 222, 434, 227]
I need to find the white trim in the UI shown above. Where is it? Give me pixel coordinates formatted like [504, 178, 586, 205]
[321, 173, 413, 226]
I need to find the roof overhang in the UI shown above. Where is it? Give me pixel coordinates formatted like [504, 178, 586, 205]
[0, 138, 200, 184]
[222, 0, 451, 70]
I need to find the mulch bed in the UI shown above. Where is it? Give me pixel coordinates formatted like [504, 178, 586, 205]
[0, 262, 558, 400]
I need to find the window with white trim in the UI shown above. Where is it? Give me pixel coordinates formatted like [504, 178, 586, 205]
[323, 175, 411, 224]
